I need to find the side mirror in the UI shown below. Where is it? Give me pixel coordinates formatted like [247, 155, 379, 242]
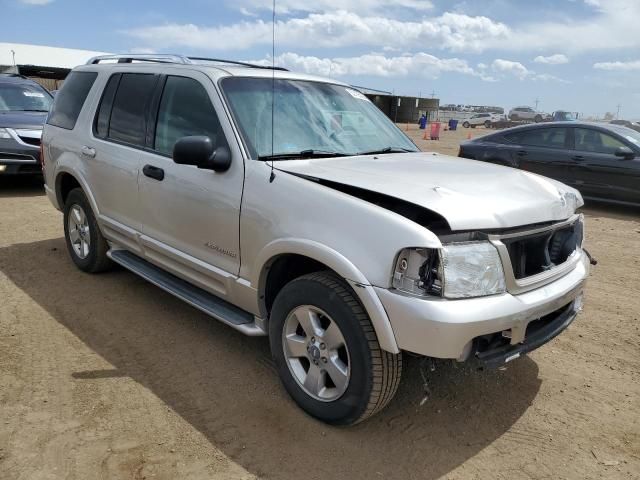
[173, 136, 232, 172]
[614, 146, 635, 160]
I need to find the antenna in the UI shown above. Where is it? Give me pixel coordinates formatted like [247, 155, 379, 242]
[269, 0, 276, 183]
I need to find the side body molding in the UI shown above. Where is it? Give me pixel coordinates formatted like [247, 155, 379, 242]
[253, 238, 400, 353]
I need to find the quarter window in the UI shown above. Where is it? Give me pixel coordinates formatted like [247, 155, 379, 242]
[154, 76, 225, 156]
[574, 128, 626, 155]
[47, 71, 97, 130]
[108, 73, 157, 147]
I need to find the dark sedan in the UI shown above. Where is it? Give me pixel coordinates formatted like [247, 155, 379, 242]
[459, 121, 640, 206]
[0, 74, 52, 175]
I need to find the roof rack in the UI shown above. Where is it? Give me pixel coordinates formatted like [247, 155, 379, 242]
[86, 54, 288, 71]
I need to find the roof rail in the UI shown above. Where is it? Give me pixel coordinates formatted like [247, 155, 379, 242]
[86, 54, 288, 71]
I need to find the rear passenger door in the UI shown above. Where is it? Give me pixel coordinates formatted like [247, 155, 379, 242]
[503, 127, 573, 183]
[89, 72, 158, 252]
[138, 72, 244, 298]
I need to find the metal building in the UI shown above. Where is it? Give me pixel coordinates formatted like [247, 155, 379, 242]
[356, 86, 440, 124]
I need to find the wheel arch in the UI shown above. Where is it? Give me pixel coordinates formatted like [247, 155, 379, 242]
[54, 169, 100, 217]
[254, 239, 400, 354]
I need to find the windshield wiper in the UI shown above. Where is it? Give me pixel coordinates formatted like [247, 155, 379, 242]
[258, 149, 351, 161]
[14, 109, 49, 112]
[357, 146, 415, 155]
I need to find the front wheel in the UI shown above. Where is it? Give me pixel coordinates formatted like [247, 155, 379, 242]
[269, 272, 402, 425]
[484, 120, 491, 128]
[534, 114, 542, 123]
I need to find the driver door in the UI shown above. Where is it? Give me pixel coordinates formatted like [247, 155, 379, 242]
[138, 71, 244, 298]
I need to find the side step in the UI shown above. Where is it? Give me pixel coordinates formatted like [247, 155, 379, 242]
[108, 250, 266, 336]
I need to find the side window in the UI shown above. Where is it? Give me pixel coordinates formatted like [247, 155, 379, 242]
[47, 71, 97, 130]
[505, 128, 567, 148]
[574, 128, 626, 155]
[154, 76, 225, 156]
[94, 74, 120, 138]
[108, 73, 157, 147]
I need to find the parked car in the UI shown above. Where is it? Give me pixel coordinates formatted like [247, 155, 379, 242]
[43, 54, 590, 425]
[459, 121, 640, 206]
[552, 111, 578, 122]
[462, 113, 502, 128]
[509, 106, 550, 123]
[0, 73, 52, 175]
[610, 119, 640, 133]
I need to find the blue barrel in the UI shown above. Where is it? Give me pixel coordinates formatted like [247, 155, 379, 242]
[419, 116, 427, 129]
[449, 119, 458, 131]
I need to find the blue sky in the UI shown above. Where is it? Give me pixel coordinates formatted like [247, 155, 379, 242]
[4, 0, 640, 118]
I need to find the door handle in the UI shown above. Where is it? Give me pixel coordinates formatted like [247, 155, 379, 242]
[81, 145, 96, 158]
[571, 155, 585, 161]
[516, 150, 527, 156]
[142, 164, 165, 181]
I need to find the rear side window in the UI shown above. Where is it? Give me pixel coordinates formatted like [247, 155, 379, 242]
[505, 128, 567, 149]
[108, 73, 156, 146]
[154, 76, 225, 156]
[47, 71, 97, 130]
[94, 74, 120, 138]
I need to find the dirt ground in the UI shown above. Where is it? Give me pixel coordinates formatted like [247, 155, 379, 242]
[1, 126, 639, 480]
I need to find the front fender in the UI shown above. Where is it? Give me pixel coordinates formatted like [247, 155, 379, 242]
[253, 238, 400, 353]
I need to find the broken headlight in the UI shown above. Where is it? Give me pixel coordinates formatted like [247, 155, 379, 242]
[392, 242, 506, 299]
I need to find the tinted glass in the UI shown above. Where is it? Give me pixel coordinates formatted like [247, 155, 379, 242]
[154, 76, 224, 156]
[0, 82, 52, 112]
[506, 128, 567, 148]
[574, 128, 626, 155]
[94, 74, 120, 138]
[109, 73, 156, 146]
[47, 71, 97, 130]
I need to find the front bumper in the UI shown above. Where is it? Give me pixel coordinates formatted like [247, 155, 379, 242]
[0, 133, 41, 175]
[375, 251, 589, 362]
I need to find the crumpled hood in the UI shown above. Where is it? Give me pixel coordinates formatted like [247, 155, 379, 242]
[275, 152, 582, 230]
[0, 111, 46, 129]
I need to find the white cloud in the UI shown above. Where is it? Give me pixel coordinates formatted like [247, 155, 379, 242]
[491, 59, 530, 79]
[19, 0, 53, 4]
[593, 60, 640, 71]
[125, 11, 510, 53]
[232, 0, 433, 14]
[252, 51, 497, 81]
[533, 54, 569, 64]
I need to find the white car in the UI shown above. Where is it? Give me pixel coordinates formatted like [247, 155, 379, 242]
[42, 54, 589, 425]
[462, 113, 502, 128]
[509, 106, 550, 122]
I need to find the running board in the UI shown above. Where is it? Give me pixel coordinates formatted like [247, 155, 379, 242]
[108, 249, 266, 336]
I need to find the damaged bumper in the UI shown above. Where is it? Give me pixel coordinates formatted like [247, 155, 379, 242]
[375, 251, 589, 362]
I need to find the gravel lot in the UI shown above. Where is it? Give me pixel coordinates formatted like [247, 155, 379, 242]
[1, 126, 638, 479]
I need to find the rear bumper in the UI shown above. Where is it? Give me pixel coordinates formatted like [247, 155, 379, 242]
[375, 251, 589, 361]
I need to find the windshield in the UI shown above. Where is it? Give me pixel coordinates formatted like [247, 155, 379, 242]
[0, 83, 53, 112]
[609, 124, 640, 146]
[220, 77, 417, 159]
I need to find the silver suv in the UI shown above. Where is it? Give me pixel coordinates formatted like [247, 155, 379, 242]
[43, 55, 590, 425]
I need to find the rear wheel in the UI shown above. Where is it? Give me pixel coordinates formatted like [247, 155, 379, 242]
[534, 114, 542, 123]
[462, 121, 470, 128]
[63, 188, 112, 273]
[484, 120, 491, 128]
[269, 272, 402, 425]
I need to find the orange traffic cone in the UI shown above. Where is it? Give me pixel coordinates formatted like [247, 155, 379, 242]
[467, 132, 472, 140]
[423, 128, 429, 140]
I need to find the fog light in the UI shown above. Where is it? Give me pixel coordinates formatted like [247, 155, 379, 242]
[0, 165, 6, 173]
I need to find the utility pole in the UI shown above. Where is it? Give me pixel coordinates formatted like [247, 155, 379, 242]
[534, 97, 540, 111]
[430, 89, 437, 99]
[616, 104, 622, 119]
[11, 50, 16, 67]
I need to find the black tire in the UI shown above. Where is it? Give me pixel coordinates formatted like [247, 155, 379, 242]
[484, 120, 491, 128]
[462, 121, 470, 128]
[269, 271, 402, 425]
[534, 114, 542, 123]
[63, 188, 112, 273]
[511, 114, 519, 121]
